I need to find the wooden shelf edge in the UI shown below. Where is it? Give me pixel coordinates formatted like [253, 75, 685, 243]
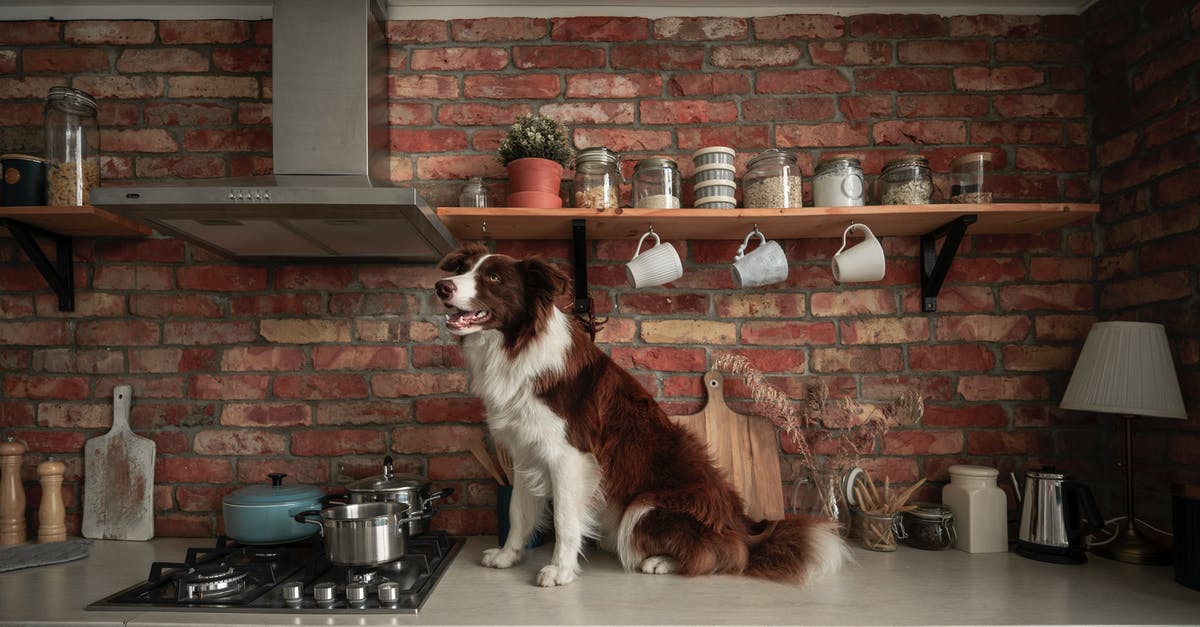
[436, 202, 1098, 240]
[0, 205, 152, 238]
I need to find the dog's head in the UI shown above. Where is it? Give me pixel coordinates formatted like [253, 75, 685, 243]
[434, 243, 569, 337]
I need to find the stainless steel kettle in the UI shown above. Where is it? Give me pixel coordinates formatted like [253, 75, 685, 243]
[1016, 467, 1104, 564]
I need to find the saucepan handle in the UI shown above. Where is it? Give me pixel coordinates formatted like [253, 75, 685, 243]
[294, 509, 323, 533]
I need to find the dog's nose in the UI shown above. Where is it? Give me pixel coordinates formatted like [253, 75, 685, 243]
[435, 279, 456, 300]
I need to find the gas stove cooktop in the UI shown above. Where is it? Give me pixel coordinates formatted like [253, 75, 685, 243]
[86, 532, 463, 614]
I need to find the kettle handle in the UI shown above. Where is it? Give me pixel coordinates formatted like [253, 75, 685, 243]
[1062, 481, 1104, 540]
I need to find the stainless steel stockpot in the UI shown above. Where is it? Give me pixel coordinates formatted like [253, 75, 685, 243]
[294, 502, 417, 566]
[344, 456, 453, 536]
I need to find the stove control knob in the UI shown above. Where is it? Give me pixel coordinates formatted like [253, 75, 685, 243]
[377, 581, 400, 605]
[281, 580, 304, 605]
[345, 582, 368, 605]
[313, 581, 337, 605]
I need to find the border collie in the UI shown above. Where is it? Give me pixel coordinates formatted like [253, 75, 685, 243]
[435, 243, 848, 587]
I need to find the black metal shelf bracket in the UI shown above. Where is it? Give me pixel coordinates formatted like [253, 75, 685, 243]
[1, 218, 75, 312]
[919, 214, 977, 313]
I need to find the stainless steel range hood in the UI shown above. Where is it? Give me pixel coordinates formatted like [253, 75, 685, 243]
[91, 0, 456, 261]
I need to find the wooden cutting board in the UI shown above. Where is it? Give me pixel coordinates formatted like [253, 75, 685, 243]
[669, 370, 785, 522]
[82, 385, 155, 541]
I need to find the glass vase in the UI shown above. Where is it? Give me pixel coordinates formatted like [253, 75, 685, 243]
[791, 469, 851, 537]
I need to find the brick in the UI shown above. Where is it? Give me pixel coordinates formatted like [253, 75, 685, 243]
[36, 403, 110, 429]
[958, 376, 1050, 401]
[0, 21, 61, 45]
[412, 398, 484, 424]
[156, 514, 213, 537]
[753, 15, 845, 39]
[274, 374, 369, 400]
[551, 17, 649, 42]
[612, 44, 706, 70]
[220, 346, 307, 372]
[967, 431, 1051, 456]
[993, 94, 1087, 118]
[1016, 147, 1090, 172]
[954, 67, 1045, 91]
[538, 102, 633, 125]
[75, 320, 160, 346]
[135, 156, 226, 179]
[883, 431, 964, 455]
[168, 75, 260, 98]
[610, 347, 705, 372]
[412, 47, 508, 71]
[392, 425, 484, 454]
[971, 121, 1064, 145]
[238, 459, 330, 485]
[850, 14, 946, 37]
[311, 346, 407, 371]
[1002, 345, 1076, 372]
[949, 14, 1040, 37]
[176, 486, 231, 512]
[24, 48, 109, 73]
[667, 73, 752, 97]
[389, 102, 434, 126]
[212, 46, 270, 73]
[840, 95, 894, 120]
[162, 321, 258, 345]
[220, 403, 311, 427]
[922, 404, 1009, 428]
[743, 97, 836, 122]
[292, 430, 386, 456]
[641, 320, 736, 344]
[755, 70, 851, 94]
[512, 45, 604, 70]
[464, 73, 561, 99]
[897, 95, 990, 118]
[714, 294, 806, 318]
[946, 258, 1026, 283]
[809, 41, 890, 66]
[194, 430, 286, 455]
[910, 344, 995, 372]
[129, 348, 217, 373]
[157, 457, 234, 483]
[452, 18, 546, 42]
[391, 74, 460, 99]
[116, 48, 207, 73]
[740, 321, 836, 345]
[899, 41, 989, 64]
[574, 128, 672, 152]
[159, 20, 250, 44]
[936, 315, 1031, 342]
[639, 99, 738, 125]
[776, 122, 870, 148]
[372, 372, 468, 397]
[566, 73, 662, 98]
[387, 20, 447, 44]
[258, 319, 352, 344]
[873, 120, 966, 145]
[64, 20, 155, 44]
[999, 284, 1093, 311]
[654, 17, 747, 40]
[842, 318, 929, 344]
[190, 375, 270, 400]
[1030, 257, 1092, 281]
[811, 347, 904, 373]
[711, 44, 801, 69]
[1100, 272, 1193, 309]
[618, 293, 708, 315]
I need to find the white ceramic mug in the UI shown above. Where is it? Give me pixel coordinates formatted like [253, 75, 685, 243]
[626, 230, 683, 288]
[832, 223, 886, 283]
[731, 228, 788, 288]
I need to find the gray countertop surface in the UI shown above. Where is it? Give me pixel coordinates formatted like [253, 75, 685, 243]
[0, 536, 1196, 626]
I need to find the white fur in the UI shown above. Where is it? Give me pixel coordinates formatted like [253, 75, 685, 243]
[614, 504, 652, 571]
[460, 304, 604, 587]
[799, 520, 854, 582]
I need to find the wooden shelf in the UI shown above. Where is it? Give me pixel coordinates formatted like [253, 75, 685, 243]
[0, 205, 152, 238]
[436, 203, 1098, 240]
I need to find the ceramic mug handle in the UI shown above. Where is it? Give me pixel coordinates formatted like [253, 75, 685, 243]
[837, 223, 875, 256]
[632, 230, 660, 260]
[735, 228, 766, 262]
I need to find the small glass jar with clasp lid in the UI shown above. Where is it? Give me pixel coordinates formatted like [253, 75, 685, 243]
[632, 158, 680, 208]
[573, 147, 621, 209]
[901, 503, 956, 551]
[43, 86, 99, 206]
[878, 154, 933, 205]
[742, 149, 802, 208]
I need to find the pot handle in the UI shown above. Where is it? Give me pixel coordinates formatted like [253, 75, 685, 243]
[294, 509, 323, 535]
[423, 487, 454, 507]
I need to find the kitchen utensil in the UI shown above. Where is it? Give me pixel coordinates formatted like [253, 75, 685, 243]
[731, 227, 788, 288]
[495, 445, 515, 485]
[0, 436, 26, 546]
[1017, 467, 1104, 564]
[36, 460, 66, 543]
[82, 385, 155, 541]
[832, 222, 886, 283]
[941, 464, 1008, 553]
[343, 456, 452, 536]
[669, 370, 784, 521]
[625, 229, 683, 288]
[222, 472, 327, 544]
[468, 439, 506, 485]
[294, 502, 417, 566]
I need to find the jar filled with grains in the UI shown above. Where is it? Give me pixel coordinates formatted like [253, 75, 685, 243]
[878, 154, 933, 205]
[632, 158, 681, 208]
[743, 149, 802, 208]
[812, 156, 865, 207]
[573, 147, 621, 210]
[44, 87, 100, 207]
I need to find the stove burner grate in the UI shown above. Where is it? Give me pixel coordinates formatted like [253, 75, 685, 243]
[175, 564, 249, 601]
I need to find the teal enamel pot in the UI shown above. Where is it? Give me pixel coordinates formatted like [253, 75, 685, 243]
[222, 473, 328, 544]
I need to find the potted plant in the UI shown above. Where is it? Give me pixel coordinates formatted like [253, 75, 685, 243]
[498, 114, 573, 209]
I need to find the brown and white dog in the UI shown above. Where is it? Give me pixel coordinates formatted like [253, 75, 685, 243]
[435, 243, 848, 587]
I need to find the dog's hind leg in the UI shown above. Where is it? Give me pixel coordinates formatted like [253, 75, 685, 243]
[631, 509, 749, 576]
[482, 478, 545, 569]
[536, 451, 600, 587]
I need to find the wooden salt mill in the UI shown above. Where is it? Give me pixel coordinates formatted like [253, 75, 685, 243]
[37, 459, 66, 543]
[0, 435, 27, 546]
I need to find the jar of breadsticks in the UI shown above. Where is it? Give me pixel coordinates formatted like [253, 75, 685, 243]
[44, 87, 100, 206]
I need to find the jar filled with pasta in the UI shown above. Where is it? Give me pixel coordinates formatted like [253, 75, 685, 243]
[44, 87, 100, 206]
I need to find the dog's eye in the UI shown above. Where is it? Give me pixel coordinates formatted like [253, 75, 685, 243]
[487, 273, 501, 283]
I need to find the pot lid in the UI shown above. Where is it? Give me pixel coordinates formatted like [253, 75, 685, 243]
[224, 473, 325, 506]
[345, 472, 428, 493]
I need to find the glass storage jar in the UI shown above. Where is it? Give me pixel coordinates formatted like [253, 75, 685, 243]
[458, 176, 491, 208]
[573, 147, 621, 209]
[950, 152, 993, 204]
[812, 156, 864, 207]
[44, 86, 100, 207]
[902, 503, 956, 550]
[743, 149, 802, 208]
[878, 154, 932, 205]
[632, 158, 680, 208]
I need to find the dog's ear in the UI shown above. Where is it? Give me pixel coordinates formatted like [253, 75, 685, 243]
[519, 257, 570, 305]
[437, 243, 488, 273]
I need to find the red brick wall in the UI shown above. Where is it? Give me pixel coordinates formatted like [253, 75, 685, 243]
[0, 5, 1189, 539]
[1084, 0, 1200, 525]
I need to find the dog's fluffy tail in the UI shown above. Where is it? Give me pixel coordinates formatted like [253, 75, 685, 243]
[743, 516, 851, 583]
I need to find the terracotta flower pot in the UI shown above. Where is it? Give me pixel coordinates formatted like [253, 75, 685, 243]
[506, 157, 563, 208]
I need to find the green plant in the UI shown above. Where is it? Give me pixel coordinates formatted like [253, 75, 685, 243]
[498, 114, 574, 167]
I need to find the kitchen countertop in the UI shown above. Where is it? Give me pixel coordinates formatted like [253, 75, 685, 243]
[0, 536, 1195, 626]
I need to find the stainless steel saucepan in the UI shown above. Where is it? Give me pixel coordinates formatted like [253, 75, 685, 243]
[294, 502, 418, 566]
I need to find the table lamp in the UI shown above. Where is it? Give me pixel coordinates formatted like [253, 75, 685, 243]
[1060, 321, 1188, 564]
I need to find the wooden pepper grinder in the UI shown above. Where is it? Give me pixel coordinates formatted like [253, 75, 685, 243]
[37, 458, 66, 543]
[0, 435, 27, 546]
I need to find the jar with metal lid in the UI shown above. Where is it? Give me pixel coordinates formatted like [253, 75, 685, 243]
[878, 154, 932, 205]
[458, 176, 491, 208]
[44, 86, 100, 206]
[632, 158, 680, 208]
[812, 156, 864, 207]
[950, 151, 993, 204]
[743, 149, 802, 208]
[902, 503, 956, 550]
[573, 147, 621, 209]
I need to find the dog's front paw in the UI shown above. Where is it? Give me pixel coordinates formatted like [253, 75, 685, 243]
[536, 563, 578, 587]
[639, 555, 679, 575]
[481, 547, 522, 569]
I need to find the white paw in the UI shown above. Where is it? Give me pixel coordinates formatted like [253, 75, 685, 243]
[481, 547, 522, 569]
[536, 563, 578, 587]
[639, 555, 679, 575]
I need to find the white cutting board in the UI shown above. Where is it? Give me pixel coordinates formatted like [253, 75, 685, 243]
[82, 385, 155, 541]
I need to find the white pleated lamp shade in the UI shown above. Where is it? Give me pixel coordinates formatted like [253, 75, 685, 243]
[1060, 321, 1187, 419]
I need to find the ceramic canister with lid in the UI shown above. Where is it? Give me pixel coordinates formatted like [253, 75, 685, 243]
[941, 464, 1008, 553]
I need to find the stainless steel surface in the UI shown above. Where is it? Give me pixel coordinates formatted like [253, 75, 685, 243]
[281, 580, 303, 604]
[346, 582, 368, 605]
[301, 502, 414, 566]
[90, 0, 456, 261]
[1018, 470, 1070, 549]
[376, 581, 400, 604]
[345, 457, 451, 535]
[313, 581, 336, 605]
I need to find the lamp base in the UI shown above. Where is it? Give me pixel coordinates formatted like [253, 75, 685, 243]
[1091, 521, 1172, 565]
